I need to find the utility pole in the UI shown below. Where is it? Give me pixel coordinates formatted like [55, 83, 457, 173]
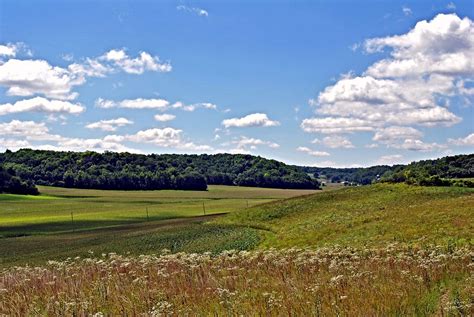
[202, 202, 206, 215]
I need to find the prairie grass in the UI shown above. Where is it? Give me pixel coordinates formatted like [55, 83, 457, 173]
[1, 246, 472, 316]
[218, 183, 474, 249]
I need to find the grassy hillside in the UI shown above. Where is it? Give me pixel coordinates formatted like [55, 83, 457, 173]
[217, 183, 474, 249]
[1, 184, 472, 267]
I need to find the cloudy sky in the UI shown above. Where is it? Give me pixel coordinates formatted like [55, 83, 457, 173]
[0, 0, 473, 167]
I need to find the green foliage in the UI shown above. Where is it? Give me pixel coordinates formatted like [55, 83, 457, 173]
[300, 154, 474, 186]
[451, 178, 474, 188]
[0, 164, 38, 195]
[0, 149, 319, 190]
[381, 154, 474, 187]
[300, 165, 400, 184]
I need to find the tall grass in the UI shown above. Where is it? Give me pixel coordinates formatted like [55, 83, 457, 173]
[1, 246, 472, 316]
[218, 183, 474, 249]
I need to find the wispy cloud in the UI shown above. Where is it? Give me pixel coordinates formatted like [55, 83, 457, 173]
[377, 154, 404, 165]
[154, 113, 176, 122]
[402, 6, 412, 16]
[95, 98, 218, 113]
[177, 5, 208, 17]
[296, 146, 330, 157]
[85, 118, 133, 132]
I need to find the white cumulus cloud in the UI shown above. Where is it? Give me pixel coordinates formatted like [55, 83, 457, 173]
[222, 113, 280, 128]
[0, 138, 31, 151]
[448, 133, 474, 146]
[373, 126, 423, 142]
[302, 13, 471, 147]
[231, 136, 280, 151]
[0, 120, 54, 139]
[364, 14, 473, 78]
[38, 137, 141, 153]
[100, 49, 172, 74]
[0, 59, 82, 100]
[127, 127, 212, 151]
[85, 118, 133, 132]
[0, 97, 84, 116]
[0, 43, 19, 57]
[0, 47, 171, 100]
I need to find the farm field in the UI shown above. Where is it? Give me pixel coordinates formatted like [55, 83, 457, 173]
[1, 183, 473, 315]
[0, 185, 317, 267]
[0, 185, 317, 236]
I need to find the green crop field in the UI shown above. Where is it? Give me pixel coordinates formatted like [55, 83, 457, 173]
[0, 185, 317, 267]
[0, 185, 317, 236]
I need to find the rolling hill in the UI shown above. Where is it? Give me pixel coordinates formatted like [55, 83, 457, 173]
[217, 183, 474, 248]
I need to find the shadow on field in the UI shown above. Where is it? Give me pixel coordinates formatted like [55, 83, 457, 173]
[0, 213, 227, 237]
[0, 214, 262, 267]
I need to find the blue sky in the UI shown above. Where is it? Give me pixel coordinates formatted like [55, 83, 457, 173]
[0, 0, 473, 167]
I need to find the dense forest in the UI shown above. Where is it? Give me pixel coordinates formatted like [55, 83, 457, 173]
[381, 154, 474, 187]
[0, 149, 320, 191]
[298, 154, 474, 187]
[0, 165, 39, 195]
[298, 165, 398, 185]
[1, 149, 472, 193]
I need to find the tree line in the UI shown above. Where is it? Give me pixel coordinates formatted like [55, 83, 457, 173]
[2, 149, 470, 195]
[298, 154, 473, 187]
[298, 165, 398, 185]
[0, 149, 320, 191]
[0, 165, 39, 195]
[380, 154, 474, 187]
